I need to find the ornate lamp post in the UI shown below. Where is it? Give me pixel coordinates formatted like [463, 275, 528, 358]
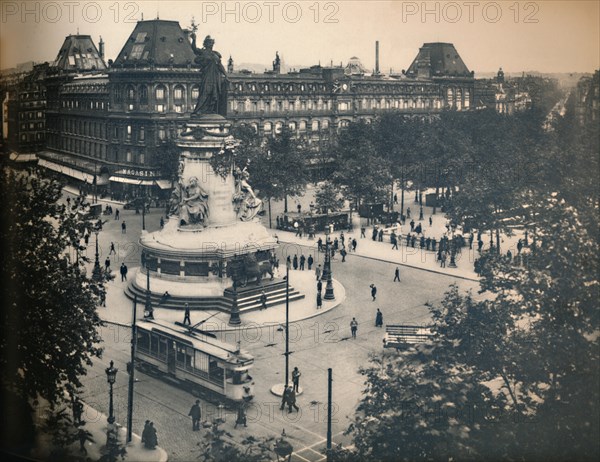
[92, 220, 102, 281]
[449, 236, 457, 268]
[323, 230, 335, 300]
[105, 360, 118, 425]
[143, 258, 154, 319]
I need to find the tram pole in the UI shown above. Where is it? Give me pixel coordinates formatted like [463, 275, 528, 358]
[326, 367, 333, 461]
[126, 294, 137, 443]
[285, 265, 289, 388]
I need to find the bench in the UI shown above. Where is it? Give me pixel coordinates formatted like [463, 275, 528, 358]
[383, 324, 434, 349]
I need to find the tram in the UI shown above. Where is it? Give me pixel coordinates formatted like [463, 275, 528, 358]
[135, 319, 255, 403]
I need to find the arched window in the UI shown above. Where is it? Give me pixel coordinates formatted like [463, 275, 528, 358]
[140, 85, 148, 104]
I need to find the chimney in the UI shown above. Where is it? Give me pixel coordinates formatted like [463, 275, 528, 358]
[99, 36, 104, 59]
[375, 41, 380, 75]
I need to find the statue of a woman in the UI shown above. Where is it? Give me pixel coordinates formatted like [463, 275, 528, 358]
[180, 176, 209, 226]
[191, 34, 228, 117]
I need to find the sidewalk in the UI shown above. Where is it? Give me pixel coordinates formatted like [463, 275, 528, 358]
[31, 399, 168, 462]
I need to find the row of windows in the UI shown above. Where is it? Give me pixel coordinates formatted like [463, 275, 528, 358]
[20, 133, 44, 142]
[19, 111, 44, 120]
[232, 82, 326, 93]
[115, 84, 200, 104]
[20, 122, 44, 130]
[61, 99, 106, 110]
[61, 118, 108, 139]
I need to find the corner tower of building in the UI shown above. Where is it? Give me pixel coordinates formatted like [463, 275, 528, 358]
[406, 42, 471, 79]
[50, 35, 106, 72]
[113, 19, 197, 68]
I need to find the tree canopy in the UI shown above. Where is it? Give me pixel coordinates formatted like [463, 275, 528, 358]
[0, 167, 106, 452]
[330, 103, 599, 461]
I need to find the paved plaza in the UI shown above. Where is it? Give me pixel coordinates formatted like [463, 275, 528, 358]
[69, 188, 479, 461]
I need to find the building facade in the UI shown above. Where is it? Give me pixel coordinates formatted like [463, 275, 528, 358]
[20, 20, 477, 198]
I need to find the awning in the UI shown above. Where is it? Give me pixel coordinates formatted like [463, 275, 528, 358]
[109, 176, 155, 186]
[38, 158, 109, 185]
[9, 152, 37, 162]
[154, 179, 173, 189]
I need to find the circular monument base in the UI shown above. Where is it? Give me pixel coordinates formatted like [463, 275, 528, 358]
[270, 383, 303, 397]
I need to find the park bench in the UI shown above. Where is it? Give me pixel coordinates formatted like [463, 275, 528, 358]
[383, 324, 434, 349]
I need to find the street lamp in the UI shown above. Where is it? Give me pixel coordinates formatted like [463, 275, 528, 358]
[144, 260, 154, 319]
[269, 265, 293, 398]
[92, 221, 102, 282]
[323, 231, 335, 300]
[105, 360, 118, 425]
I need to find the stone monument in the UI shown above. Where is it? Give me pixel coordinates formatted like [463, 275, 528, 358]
[126, 35, 303, 323]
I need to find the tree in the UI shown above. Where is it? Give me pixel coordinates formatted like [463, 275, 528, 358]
[331, 121, 392, 210]
[197, 418, 274, 462]
[314, 180, 344, 214]
[262, 128, 310, 214]
[332, 107, 599, 462]
[0, 167, 105, 454]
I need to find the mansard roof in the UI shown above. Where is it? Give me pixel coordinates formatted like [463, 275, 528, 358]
[406, 42, 471, 78]
[113, 20, 197, 67]
[50, 35, 106, 72]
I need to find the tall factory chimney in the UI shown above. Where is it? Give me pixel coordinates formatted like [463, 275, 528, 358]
[375, 41, 380, 75]
[99, 36, 105, 59]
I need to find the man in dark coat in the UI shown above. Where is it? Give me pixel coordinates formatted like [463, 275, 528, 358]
[307, 254, 314, 270]
[188, 400, 202, 431]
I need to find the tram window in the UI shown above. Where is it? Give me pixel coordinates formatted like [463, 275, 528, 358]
[150, 334, 159, 355]
[209, 359, 223, 383]
[138, 331, 150, 352]
[194, 350, 209, 372]
[185, 346, 194, 370]
[232, 370, 242, 385]
[159, 338, 168, 359]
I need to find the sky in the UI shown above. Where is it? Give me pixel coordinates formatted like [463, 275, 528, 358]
[1, 0, 599, 74]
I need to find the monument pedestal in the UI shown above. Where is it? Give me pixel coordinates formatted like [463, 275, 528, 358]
[126, 114, 283, 316]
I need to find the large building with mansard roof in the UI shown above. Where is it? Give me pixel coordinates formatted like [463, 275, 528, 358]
[30, 19, 475, 199]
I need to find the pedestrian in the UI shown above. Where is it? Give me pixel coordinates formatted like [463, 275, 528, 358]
[297, 203, 302, 214]
[315, 264, 322, 280]
[419, 207, 424, 221]
[394, 193, 398, 204]
[469, 233, 474, 249]
[307, 254, 314, 270]
[104, 257, 110, 271]
[391, 233, 398, 250]
[188, 400, 202, 431]
[420, 235, 425, 249]
[432, 238, 437, 251]
[260, 291, 268, 310]
[426, 237, 431, 251]
[121, 221, 126, 234]
[115, 209, 120, 220]
[507, 249, 513, 261]
[280, 386, 291, 411]
[350, 317, 358, 339]
[375, 309, 383, 328]
[340, 247, 347, 262]
[145, 422, 157, 449]
[300, 254, 306, 270]
[394, 266, 400, 282]
[406, 233, 411, 247]
[333, 238, 339, 251]
[120, 263, 128, 282]
[478, 239, 484, 252]
[340, 231, 345, 247]
[429, 216, 433, 227]
[293, 254, 298, 270]
[517, 239, 523, 254]
[441, 252, 447, 268]
[352, 238, 357, 252]
[287, 387, 299, 413]
[316, 291, 322, 309]
[183, 303, 191, 325]
[372, 227, 378, 241]
[160, 217, 164, 228]
[142, 420, 150, 446]
[109, 242, 116, 255]
[360, 226, 366, 238]
[73, 397, 83, 425]
[294, 221, 300, 236]
[370, 284, 377, 301]
[317, 237, 323, 252]
[406, 207, 411, 218]
[410, 219, 415, 232]
[84, 233, 90, 245]
[378, 229, 383, 242]
[234, 402, 248, 428]
[411, 235, 416, 248]
[292, 367, 301, 392]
